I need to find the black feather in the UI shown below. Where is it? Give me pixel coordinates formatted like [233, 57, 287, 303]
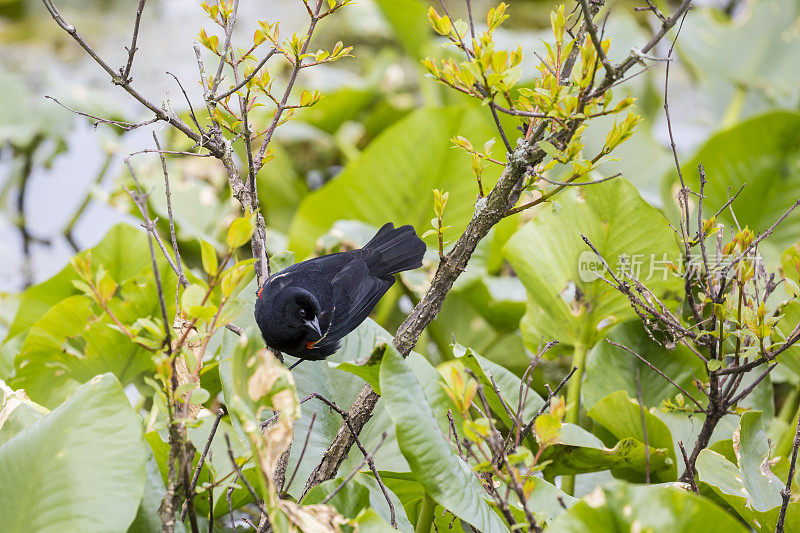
[254, 223, 426, 364]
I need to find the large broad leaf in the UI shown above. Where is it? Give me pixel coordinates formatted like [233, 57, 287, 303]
[583, 321, 706, 410]
[0, 374, 146, 532]
[504, 178, 682, 353]
[9, 256, 175, 408]
[661, 112, 800, 258]
[449, 344, 544, 429]
[287, 106, 501, 258]
[256, 144, 308, 233]
[539, 423, 672, 480]
[697, 411, 800, 530]
[129, 452, 185, 533]
[373, 0, 432, 60]
[677, 0, 800, 123]
[379, 345, 509, 532]
[518, 477, 578, 526]
[0, 378, 48, 446]
[454, 275, 527, 333]
[587, 390, 678, 482]
[4, 224, 156, 341]
[546, 481, 749, 532]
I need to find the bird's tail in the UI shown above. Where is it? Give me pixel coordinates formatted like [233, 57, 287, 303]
[364, 223, 426, 276]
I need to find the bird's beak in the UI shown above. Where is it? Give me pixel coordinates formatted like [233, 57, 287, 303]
[305, 316, 322, 338]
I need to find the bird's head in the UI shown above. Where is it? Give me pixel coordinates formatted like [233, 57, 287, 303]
[279, 287, 322, 341]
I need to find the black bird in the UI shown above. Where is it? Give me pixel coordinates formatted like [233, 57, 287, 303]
[254, 223, 426, 368]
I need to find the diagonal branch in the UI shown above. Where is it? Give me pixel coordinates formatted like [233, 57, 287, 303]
[605, 339, 705, 410]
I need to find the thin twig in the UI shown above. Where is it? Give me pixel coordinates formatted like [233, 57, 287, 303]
[181, 409, 225, 521]
[209, 0, 241, 98]
[320, 432, 388, 504]
[254, 0, 323, 173]
[577, 0, 613, 75]
[214, 48, 278, 102]
[166, 72, 204, 134]
[519, 367, 577, 441]
[42, 0, 214, 151]
[537, 171, 622, 187]
[224, 434, 268, 516]
[281, 411, 317, 497]
[45, 95, 159, 131]
[678, 441, 699, 493]
[121, 0, 147, 82]
[778, 408, 800, 532]
[606, 339, 704, 410]
[635, 368, 650, 484]
[726, 363, 779, 407]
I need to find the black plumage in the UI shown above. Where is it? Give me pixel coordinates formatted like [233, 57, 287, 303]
[254, 223, 426, 366]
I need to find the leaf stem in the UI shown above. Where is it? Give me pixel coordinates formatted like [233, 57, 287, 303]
[562, 342, 587, 495]
[415, 493, 435, 533]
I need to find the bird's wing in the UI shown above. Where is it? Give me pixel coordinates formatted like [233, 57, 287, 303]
[314, 258, 393, 352]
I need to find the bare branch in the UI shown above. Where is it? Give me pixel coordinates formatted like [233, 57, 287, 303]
[121, 0, 148, 83]
[320, 432, 388, 505]
[42, 0, 215, 152]
[606, 339, 705, 410]
[777, 409, 800, 532]
[678, 440, 699, 493]
[181, 409, 225, 521]
[224, 434, 269, 517]
[45, 95, 159, 131]
[214, 48, 278, 102]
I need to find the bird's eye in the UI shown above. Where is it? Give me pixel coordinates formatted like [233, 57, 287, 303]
[299, 308, 307, 319]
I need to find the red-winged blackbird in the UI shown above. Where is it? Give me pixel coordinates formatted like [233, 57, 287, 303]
[254, 223, 426, 368]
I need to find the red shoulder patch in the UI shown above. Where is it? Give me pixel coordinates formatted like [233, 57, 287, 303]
[257, 286, 263, 300]
[305, 340, 319, 350]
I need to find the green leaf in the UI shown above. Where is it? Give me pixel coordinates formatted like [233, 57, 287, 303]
[254, 144, 309, 233]
[4, 224, 157, 341]
[332, 344, 387, 394]
[587, 390, 678, 482]
[288, 107, 502, 258]
[349, 508, 397, 532]
[199, 238, 218, 276]
[373, 0, 431, 59]
[0, 379, 48, 445]
[519, 477, 577, 525]
[303, 476, 371, 518]
[677, 0, 800, 124]
[379, 345, 509, 532]
[129, 452, 185, 533]
[583, 321, 706, 410]
[696, 411, 800, 530]
[182, 284, 207, 311]
[0, 374, 146, 532]
[269, 251, 295, 274]
[548, 481, 749, 532]
[504, 178, 682, 352]
[539, 423, 672, 479]
[10, 292, 156, 408]
[737, 411, 783, 511]
[226, 214, 256, 249]
[302, 472, 410, 529]
[451, 344, 544, 429]
[454, 275, 526, 332]
[538, 140, 561, 159]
